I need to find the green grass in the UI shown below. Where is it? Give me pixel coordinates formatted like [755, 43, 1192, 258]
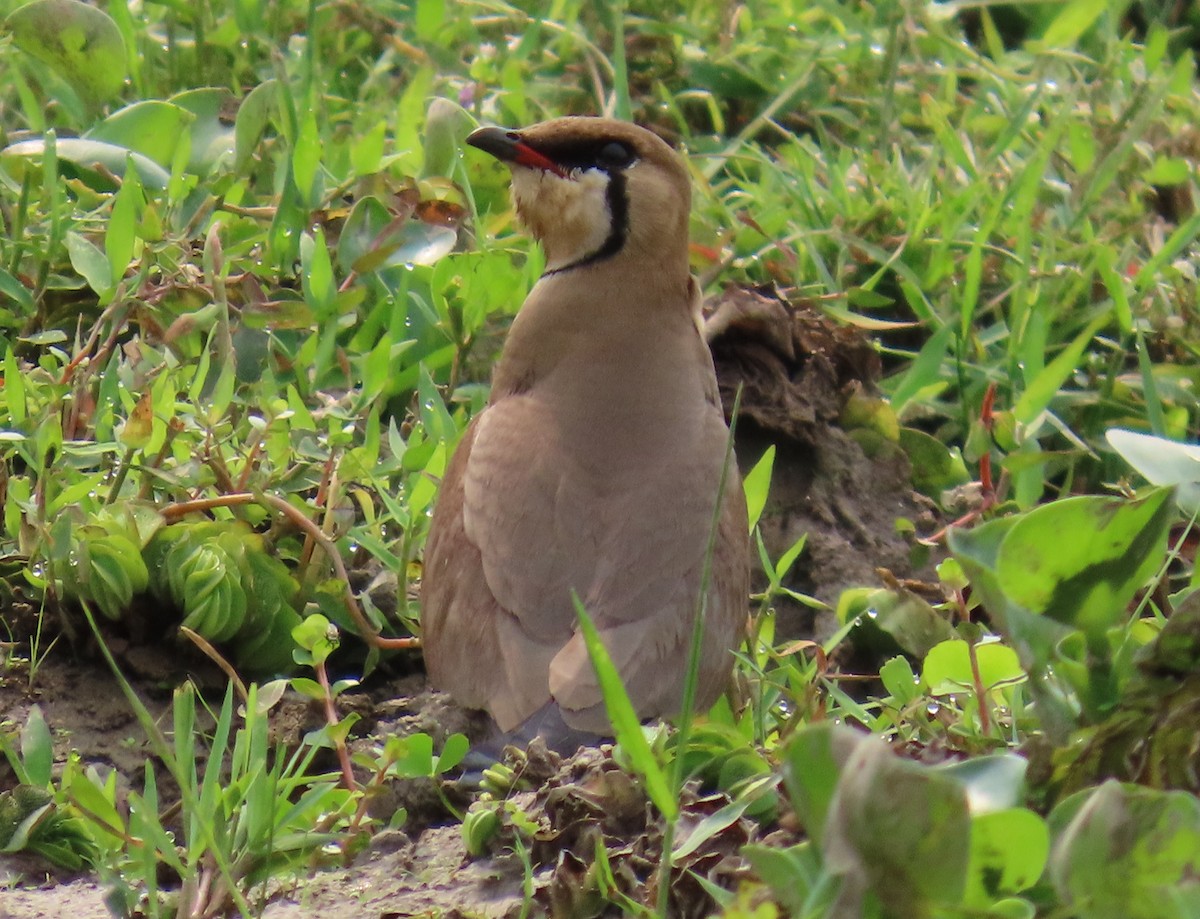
[2, 0, 1200, 916]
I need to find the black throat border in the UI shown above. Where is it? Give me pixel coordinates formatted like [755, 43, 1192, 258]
[541, 170, 629, 278]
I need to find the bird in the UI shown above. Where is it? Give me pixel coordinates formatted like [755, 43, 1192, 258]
[421, 116, 750, 751]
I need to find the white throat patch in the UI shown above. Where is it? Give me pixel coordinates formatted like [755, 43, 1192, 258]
[510, 167, 614, 273]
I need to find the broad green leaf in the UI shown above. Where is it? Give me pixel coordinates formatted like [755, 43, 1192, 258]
[19, 706, 52, 788]
[948, 516, 1066, 664]
[62, 769, 124, 839]
[351, 120, 387, 176]
[1107, 428, 1200, 514]
[4, 0, 126, 105]
[2, 138, 171, 190]
[781, 723, 864, 844]
[1050, 782, 1200, 919]
[996, 489, 1173, 636]
[434, 733, 469, 774]
[823, 734, 971, 912]
[0, 789, 53, 853]
[923, 639, 1024, 696]
[1144, 157, 1190, 186]
[414, 0, 445, 41]
[170, 88, 236, 173]
[964, 808, 1049, 906]
[407, 441, 445, 518]
[422, 97, 472, 177]
[879, 655, 921, 704]
[84, 101, 191, 168]
[844, 586, 956, 659]
[234, 80, 277, 170]
[300, 229, 336, 318]
[66, 231, 113, 299]
[391, 732, 434, 777]
[900, 426, 969, 494]
[338, 196, 396, 272]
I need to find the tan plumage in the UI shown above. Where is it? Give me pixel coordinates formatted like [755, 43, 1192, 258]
[421, 116, 750, 737]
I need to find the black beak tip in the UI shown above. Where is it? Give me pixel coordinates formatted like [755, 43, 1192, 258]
[466, 125, 521, 163]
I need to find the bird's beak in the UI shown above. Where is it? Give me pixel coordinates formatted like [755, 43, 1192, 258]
[467, 126, 567, 178]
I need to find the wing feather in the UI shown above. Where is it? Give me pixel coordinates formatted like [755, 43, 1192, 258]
[424, 372, 750, 734]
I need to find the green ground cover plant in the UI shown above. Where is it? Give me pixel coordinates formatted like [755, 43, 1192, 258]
[2, 0, 1200, 916]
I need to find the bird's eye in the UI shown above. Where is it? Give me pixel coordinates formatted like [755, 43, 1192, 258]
[596, 141, 634, 169]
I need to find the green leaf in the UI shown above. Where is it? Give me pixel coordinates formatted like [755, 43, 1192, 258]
[672, 793, 754, 859]
[1106, 428, 1200, 515]
[434, 733, 469, 774]
[351, 120, 387, 176]
[845, 286, 893, 308]
[1144, 156, 1190, 186]
[106, 166, 139, 287]
[742, 445, 774, 533]
[781, 723, 864, 845]
[1041, 0, 1107, 47]
[996, 488, 1173, 636]
[1050, 782, 1200, 919]
[846, 586, 956, 659]
[922, 639, 1024, 696]
[879, 655, 921, 704]
[422, 97, 471, 177]
[170, 88, 236, 173]
[414, 0, 445, 41]
[889, 324, 952, 417]
[292, 110, 321, 205]
[62, 768, 124, 840]
[20, 706, 52, 788]
[1014, 314, 1108, 426]
[948, 516, 1070, 678]
[4, 0, 126, 105]
[2, 138, 171, 190]
[900, 426, 969, 494]
[964, 808, 1049, 906]
[823, 734, 971, 912]
[300, 229, 336, 318]
[66, 231, 113, 299]
[4, 348, 27, 428]
[391, 733, 434, 777]
[84, 101, 192, 168]
[0, 268, 34, 312]
[742, 842, 829, 915]
[339, 197, 457, 273]
[234, 80, 277, 170]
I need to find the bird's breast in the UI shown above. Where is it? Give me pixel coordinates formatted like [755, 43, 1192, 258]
[491, 270, 720, 468]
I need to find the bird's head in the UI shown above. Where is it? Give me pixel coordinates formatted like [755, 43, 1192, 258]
[466, 116, 692, 277]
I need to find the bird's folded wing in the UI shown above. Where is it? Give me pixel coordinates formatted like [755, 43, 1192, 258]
[422, 414, 559, 730]
[459, 396, 744, 729]
[548, 462, 749, 728]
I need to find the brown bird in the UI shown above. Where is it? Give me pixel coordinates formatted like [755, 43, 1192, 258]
[421, 116, 750, 748]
